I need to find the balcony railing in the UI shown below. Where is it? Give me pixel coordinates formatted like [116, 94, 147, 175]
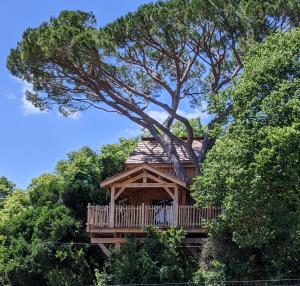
[87, 204, 222, 229]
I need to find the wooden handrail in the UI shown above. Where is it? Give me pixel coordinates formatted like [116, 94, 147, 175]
[87, 204, 223, 229]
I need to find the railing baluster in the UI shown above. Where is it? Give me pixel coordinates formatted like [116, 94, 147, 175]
[87, 204, 223, 230]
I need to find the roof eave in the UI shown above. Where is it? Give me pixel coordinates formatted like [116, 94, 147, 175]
[100, 163, 187, 189]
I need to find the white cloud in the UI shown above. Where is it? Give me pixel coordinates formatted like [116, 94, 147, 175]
[146, 104, 209, 124]
[68, 111, 81, 120]
[57, 110, 81, 120]
[12, 77, 78, 120]
[146, 110, 168, 123]
[178, 109, 209, 121]
[10, 77, 46, 116]
[20, 81, 45, 115]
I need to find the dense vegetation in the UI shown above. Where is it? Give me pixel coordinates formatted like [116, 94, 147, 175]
[192, 29, 300, 280]
[1, 30, 299, 285]
[0, 139, 137, 285]
[103, 228, 196, 285]
[2, 0, 300, 285]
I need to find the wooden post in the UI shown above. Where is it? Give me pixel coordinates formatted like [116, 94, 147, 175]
[98, 244, 110, 257]
[87, 203, 91, 231]
[207, 205, 212, 219]
[143, 171, 147, 183]
[182, 189, 186, 205]
[141, 203, 145, 227]
[174, 186, 179, 227]
[109, 185, 115, 228]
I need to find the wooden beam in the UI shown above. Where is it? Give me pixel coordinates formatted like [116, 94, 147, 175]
[125, 163, 195, 169]
[143, 170, 147, 183]
[118, 183, 176, 188]
[110, 185, 115, 203]
[92, 237, 127, 244]
[98, 243, 110, 257]
[87, 203, 91, 232]
[183, 238, 207, 244]
[182, 189, 186, 205]
[101, 163, 187, 188]
[95, 237, 207, 247]
[93, 237, 154, 244]
[174, 186, 179, 203]
[143, 172, 175, 199]
[101, 164, 148, 187]
[145, 172, 170, 184]
[163, 186, 175, 200]
[173, 186, 179, 227]
[109, 186, 115, 227]
[115, 173, 145, 199]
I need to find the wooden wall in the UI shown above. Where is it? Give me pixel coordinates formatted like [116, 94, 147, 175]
[155, 165, 196, 181]
[125, 163, 197, 182]
[119, 187, 187, 205]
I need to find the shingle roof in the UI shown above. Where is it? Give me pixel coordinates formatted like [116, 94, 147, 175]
[125, 137, 203, 164]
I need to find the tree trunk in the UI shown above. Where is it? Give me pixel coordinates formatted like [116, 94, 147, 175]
[198, 136, 216, 169]
[182, 143, 201, 177]
[154, 134, 190, 183]
[150, 129, 216, 183]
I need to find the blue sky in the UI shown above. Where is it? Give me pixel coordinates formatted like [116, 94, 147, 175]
[0, 0, 208, 189]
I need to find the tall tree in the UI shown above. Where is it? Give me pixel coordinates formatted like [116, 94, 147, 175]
[0, 139, 137, 285]
[7, 0, 299, 182]
[0, 176, 15, 207]
[192, 29, 300, 278]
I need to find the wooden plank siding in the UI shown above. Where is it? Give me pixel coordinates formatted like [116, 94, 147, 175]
[125, 163, 197, 182]
[122, 187, 186, 205]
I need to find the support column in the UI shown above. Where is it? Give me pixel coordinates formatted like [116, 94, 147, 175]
[173, 186, 179, 227]
[182, 189, 186, 205]
[141, 203, 145, 227]
[87, 203, 91, 232]
[98, 244, 110, 257]
[109, 185, 115, 228]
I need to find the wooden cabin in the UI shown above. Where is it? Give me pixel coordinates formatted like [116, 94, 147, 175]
[86, 137, 221, 255]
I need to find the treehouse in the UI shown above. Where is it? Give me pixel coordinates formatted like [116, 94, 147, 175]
[86, 137, 221, 255]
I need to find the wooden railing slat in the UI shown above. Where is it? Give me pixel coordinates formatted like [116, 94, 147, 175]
[87, 204, 222, 229]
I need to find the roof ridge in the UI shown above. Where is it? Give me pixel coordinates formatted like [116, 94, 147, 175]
[141, 136, 204, 141]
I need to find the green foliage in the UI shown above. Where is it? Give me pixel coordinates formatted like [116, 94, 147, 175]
[0, 138, 137, 285]
[94, 269, 106, 286]
[99, 138, 138, 178]
[194, 236, 267, 281]
[3, 0, 300, 282]
[56, 146, 107, 221]
[193, 260, 226, 285]
[0, 176, 15, 207]
[0, 181, 94, 285]
[0, 190, 29, 229]
[171, 117, 206, 137]
[192, 29, 300, 278]
[105, 227, 196, 284]
[0, 190, 30, 284]
[6, 0, 298, 151]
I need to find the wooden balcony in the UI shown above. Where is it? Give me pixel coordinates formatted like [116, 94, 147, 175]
[87, 204, 222, 231]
